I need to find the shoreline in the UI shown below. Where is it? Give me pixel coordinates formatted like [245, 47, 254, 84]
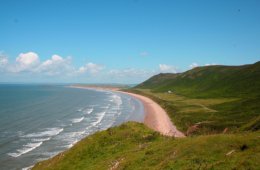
[71, 85, 185, 137]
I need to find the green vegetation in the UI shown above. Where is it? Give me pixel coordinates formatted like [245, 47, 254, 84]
[132, 62, 260, 134]
[33, 62, 260, 169]
[126, 88, 260, 135]
[137, 61, 260, 98]
[33, 122, 260, 170]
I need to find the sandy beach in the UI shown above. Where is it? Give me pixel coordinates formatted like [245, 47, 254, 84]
[118, 91, 185, 137]
[71, 85, 185, 137]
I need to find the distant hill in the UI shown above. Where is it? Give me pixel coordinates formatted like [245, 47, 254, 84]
[137, 61, 260, 98]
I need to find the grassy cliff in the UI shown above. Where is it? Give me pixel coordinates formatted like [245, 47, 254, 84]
[33, 122, 260, 170]
[33, 62, 260, 169]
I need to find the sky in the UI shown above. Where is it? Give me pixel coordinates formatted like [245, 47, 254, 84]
[0, 0, 260, 84]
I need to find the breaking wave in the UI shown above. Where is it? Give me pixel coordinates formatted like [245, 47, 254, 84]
[8, 142, 43, 158]
[71, 117, 84, 123]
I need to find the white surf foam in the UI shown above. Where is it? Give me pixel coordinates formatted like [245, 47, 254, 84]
[61, 135, 80, 149]
[23, 128, 64, 138]
[8, 142, 43, 158]
[77, 108, 83, 112]
[66, 139, 78, 148]
[66, 143, 73, 148]
[91, 111, 106, 127]
[84, 108, 93, 114]
[36, 157, 49, 162]
[64, 131, 86, 139]
[31, 137, 51, 142]
[58, 130, 86, 150]
[22, 165, 34, 170]
[71, 117, 84, 123]
[111, 94, 122, 106]
[74, 130, 86, 136]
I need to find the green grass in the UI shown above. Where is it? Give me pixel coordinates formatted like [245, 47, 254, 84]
[125, 88, 260, 135]
[33, 62, 260, 169]
[137, 61, 260, 98]
[131, 62, 260, 135]
[33, 122, 260, 170]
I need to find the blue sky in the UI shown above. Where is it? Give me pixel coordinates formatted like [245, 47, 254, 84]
[0, 0, 260, 83]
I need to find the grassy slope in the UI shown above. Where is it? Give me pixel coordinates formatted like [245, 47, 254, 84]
[133, 62, 260, 134]
[33, 122, 259, 170]
[33, 62, 260, 169]
[126, 89, 260, 135]
[137, 61, 260, 98]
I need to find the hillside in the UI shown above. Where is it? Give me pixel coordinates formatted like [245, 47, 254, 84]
[33, 62, 260, 169]
[33, 122, 260, 170]
[137, 61, 260, 98]
[132, 62, 260, 134]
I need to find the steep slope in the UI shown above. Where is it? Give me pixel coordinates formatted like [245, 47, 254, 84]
[137, 61, 260, 98]
[33, 122, 260, 170]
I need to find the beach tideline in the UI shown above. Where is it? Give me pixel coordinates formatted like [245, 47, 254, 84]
[0, 85, 145, 170]
[72, 85, 185, 137]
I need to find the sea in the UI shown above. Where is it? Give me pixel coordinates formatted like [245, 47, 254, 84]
[0, 84, 144, 170]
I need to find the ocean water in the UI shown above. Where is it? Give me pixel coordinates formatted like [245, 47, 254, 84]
[0, 84, 144, 170]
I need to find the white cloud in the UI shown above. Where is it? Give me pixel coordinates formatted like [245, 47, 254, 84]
[104, 68, 158, 84]
[16, 52, 39, 66]
[1, 51, 105, 77]
[77, 62, 103, 74]
[205, 63, 216, 66]
[159, 64, 178, 73]
[140, 51, 149, 57]
[40, 55, 66, 68]
[0, 53, 8, 73]
[37, 55, 74, 76]
[2, 50, 188, 84]
[92, 64, 179, 83]
[8, 52, 40, 72]
[189, 62, 199, 69]
[0, 53, 8, 67]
